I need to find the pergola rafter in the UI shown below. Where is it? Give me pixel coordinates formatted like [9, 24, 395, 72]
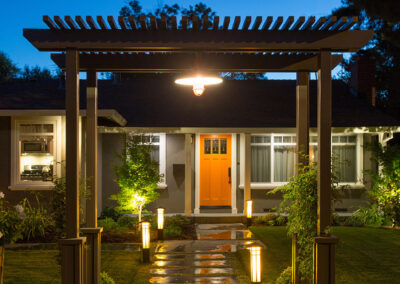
[23, 14, 374, 284]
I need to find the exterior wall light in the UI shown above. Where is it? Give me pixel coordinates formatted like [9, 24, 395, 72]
[249, 246, 262, 283]
[175, 75, 222, 96]
[157, 207, 165, 240]
[246, 200, 253, 226]
[141, 221, 151, 263]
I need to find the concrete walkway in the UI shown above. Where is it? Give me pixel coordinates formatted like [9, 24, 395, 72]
[149, 223, 265, 283]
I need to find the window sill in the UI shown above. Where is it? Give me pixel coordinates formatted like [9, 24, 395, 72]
[8, 184, 54, 191]
[239, 182, 365, 190]
[158, 183, 168, 190]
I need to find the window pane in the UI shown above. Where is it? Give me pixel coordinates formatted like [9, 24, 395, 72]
[20, 124, 53, 133]
[251, 146, 271, 182]
[348, 136, 356, 143]
[274, 146, 295, 182]
[283, 136, 291, 143]
[274, 136, 282, 143]
[204, 139, 211, 154]
[212, 139, 219, 154]
[220, 138, 227, 154]
[251, 136, 270, 143]
[340, 136, 347, 143]
[310, 136, 318, 143]
[333, 145, 356, 182]
[332, 136, 339, 143]
[150, 145, 160, 163]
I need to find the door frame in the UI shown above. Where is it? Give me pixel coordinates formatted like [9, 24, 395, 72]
[194, 133, 237, 215]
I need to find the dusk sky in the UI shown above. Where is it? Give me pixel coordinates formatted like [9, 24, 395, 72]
[0, 0, 344, 79]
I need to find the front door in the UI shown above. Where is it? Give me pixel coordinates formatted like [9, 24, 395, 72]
[200, 134, 232, 206]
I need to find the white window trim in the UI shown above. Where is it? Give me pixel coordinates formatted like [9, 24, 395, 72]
[239, 133, 364, 189]
[10, 116, 62, 190]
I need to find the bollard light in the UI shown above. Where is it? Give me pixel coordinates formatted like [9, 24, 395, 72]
[246, 200, 253, 226]
[157, 207, 165, 240]
[141, 221, 150, 263]
[249, 246, 262, 283]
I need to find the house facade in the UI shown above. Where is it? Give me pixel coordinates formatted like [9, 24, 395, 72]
[0, 78, 398, 216]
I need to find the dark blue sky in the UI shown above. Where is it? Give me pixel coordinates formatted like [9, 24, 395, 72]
[0, 0, 343, 79]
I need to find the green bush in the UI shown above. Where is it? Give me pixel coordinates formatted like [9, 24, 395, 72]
[98, 218, 119, 231]
[117, 215, 137, 228]
[100, 207, 123, 222]
[100, 272, 115, 284]
[275, 267, 292, 284]
[164, 225, 182, 238]
[0, 195, 22, 244]
[165, 215, 192, 227]
[347, 204, 387, 227]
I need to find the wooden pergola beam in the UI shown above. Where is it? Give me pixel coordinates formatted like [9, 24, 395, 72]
[50, 53, 343, 72]
[24, 29, 373, 52]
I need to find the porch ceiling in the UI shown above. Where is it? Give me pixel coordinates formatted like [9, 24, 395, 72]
[23, 15, 373, 53]
[50, 53, 343, 72]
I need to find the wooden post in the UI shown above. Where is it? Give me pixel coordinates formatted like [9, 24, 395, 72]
[61, 49, 86, 284]
[293, 72, 310, 284]
[313, 50, 338, 284]
[185, 134, 192, 216]
[243, 133, 251, 216]
[81, 70, 102, 284]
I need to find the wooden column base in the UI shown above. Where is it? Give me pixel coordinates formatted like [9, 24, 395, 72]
[81, 227, 103, 284]
[313, 236, 338, 284]
[59, 237, 87, 284]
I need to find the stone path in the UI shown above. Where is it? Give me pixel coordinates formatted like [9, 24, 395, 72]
[149, 223, 265, 283]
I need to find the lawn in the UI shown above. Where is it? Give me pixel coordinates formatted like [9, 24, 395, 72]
[4, 245, 151, 284]
[233, 226, 400, 283]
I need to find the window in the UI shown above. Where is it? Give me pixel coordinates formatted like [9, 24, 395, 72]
[250, 134, 296, 184]
[129, 133, 167, 189]
[11, 117, 62, 189]
[310, 135, 358, 183]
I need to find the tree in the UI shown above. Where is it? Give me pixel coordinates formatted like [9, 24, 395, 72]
[111, 134, 161, 223]
[20, 65, 53, 80]
[0, 52, 18, 83]
[332, 1, 400, 118]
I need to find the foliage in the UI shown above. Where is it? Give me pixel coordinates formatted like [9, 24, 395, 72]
[347, 204, 388, 227]
[0, 51, 18, 83]
[100, 272, 115, 284]
[253, 214, 286, 226]
[332, 1, 400, 119]
[117, 215, 137, 228]
[20, 65, 53, 80]
[270, 155, 340, 281]
[111, 134, 161, 222]
[164, 226, 182, 238]
[20, 193, 55, 241]
[100, 206, 123, 222]
[0, 192, 22, 244]
[365, 142, 400, 226]
[275, 266, 292, 284]
[97, 218, 119, 231]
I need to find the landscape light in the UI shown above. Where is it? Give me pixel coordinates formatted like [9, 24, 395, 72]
[141, 221, 150, 263]
[157, 207, 164, 240]
[249, 246, 262, 283]
[175, 75, 222, 96]
[246, 200, 253, 226]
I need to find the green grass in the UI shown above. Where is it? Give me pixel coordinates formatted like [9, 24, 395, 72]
[4, 247, 151, 284]
[233, 226, 400, 284]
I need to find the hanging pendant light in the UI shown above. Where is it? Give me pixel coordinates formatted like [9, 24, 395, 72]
[175, 74, 222, 96]
[175, 53, 222, 96]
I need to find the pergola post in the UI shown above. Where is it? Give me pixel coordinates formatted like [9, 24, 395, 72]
[184, 133, 192, 216]
[293, 72, 310, 284]
[243, 133, 251, 216]
[313, 51, 338, 284]
[81, 71, 102, 284]
[60, 49, 86, 284]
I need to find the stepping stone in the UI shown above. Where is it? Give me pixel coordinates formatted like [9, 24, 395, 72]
[194, 254, 226, 260]
[197, 230, 254, 240]
[151, 267, 234, 275]
[154, 253, 227, 261]
[196, 223, 246, 230]
[193, 259, 230, 267]
[149, 276, 237, 283]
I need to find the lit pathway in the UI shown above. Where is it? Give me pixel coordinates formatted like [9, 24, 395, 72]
[149, 223, 265, 283]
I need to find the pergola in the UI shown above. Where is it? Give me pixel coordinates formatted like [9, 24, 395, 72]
[24, 14, 372, 284]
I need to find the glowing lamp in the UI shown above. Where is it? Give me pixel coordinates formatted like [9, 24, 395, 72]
[175, 75, 222, 96]
[249, 246, 262, 283]
[157, 207, 165, 240]
[246, 200, 253, 226]
[141, 221, 150, 263]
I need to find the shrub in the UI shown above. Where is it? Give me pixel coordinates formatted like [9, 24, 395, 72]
[98, 218, 119, 231]
[275, 267, 292, 284]
[0, 193, 22, 244]
[117, 215, 137, 228]
[99, 207, 123, 222]
[100, 272, 115, 284]
[347, 204, 387, 227]
[165, 215, 192, 227]
[164, 225, 182, 238]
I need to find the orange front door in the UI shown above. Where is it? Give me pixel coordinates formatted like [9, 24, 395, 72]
[200, 134, 232, 206]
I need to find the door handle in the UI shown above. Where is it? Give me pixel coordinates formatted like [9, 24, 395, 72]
[228, 167, 231, 184]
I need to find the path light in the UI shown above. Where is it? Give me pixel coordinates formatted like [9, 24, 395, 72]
[157, 207, 164, 241]
[175, 75, 222, 96]
[246, 200, 253, 226]
[249, 246, 262, 283]
[141, 221, 150, 263]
